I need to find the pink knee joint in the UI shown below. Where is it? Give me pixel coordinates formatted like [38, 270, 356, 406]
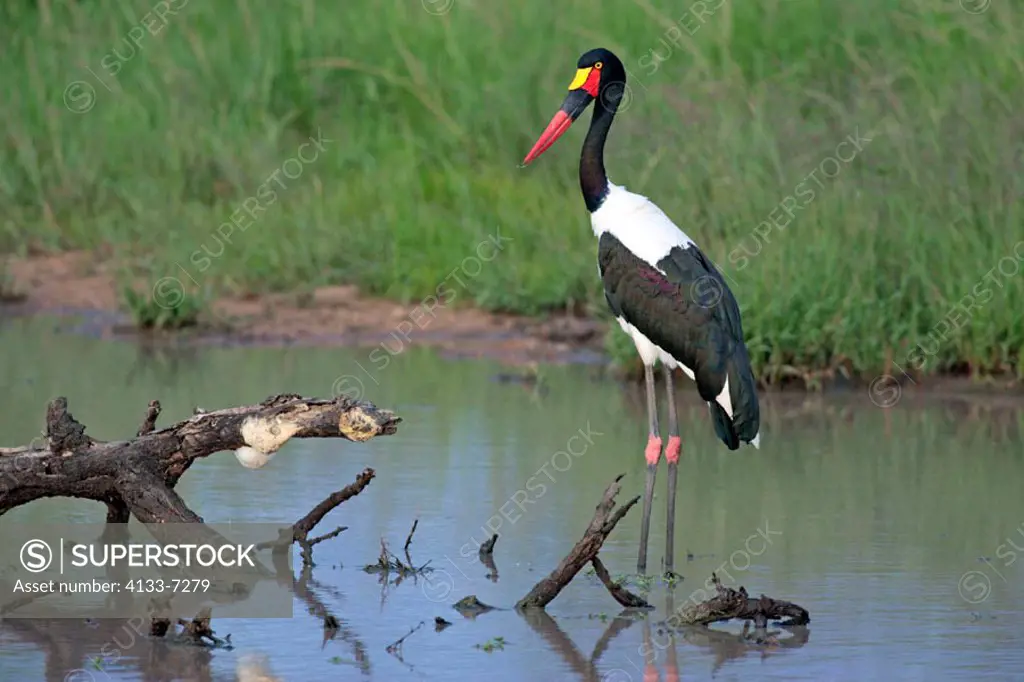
[665, 436, 681, 464]
[644, 435, 662, 466]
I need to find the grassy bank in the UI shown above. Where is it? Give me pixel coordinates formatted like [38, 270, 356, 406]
[2, 0, 1022, 380]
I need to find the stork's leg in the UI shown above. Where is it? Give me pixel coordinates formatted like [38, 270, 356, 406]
[638, 362, 661, 575]
[663, 365, 682, 577]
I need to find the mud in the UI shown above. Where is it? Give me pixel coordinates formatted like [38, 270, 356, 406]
[2, 251, 608, 365]
[4, 252, 1023, 398]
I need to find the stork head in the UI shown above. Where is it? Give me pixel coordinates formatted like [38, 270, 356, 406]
[522, 48, 627, 166]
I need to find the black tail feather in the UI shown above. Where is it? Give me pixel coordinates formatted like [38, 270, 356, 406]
[710, 345, 760, 450]
[709, 402, 741, 450]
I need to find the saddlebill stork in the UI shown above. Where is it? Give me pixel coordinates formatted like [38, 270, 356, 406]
[521, 48, 761, 576]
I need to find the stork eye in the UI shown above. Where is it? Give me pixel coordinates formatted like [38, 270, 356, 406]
[594, 61, 604, 69]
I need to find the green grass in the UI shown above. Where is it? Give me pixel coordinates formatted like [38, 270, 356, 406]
[2, 0, 1022, 380]
[120, 280, 204, 330]
[1, 258, 25, 302]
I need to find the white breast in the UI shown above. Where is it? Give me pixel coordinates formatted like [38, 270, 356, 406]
[591, 182, 695, 268]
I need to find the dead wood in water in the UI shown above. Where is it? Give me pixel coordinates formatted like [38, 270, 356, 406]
[3, 462, 380, 677]
[168, 608, 229, 647]
[516, 474, 650, 610]
[450, 476, 647, 613]
[448, 474, 809, 640]
[386, 620, 426, 657]
[257, 467, 376, 567]
[591, 556, 651, 608]
[0, 393, 397, 651]
[363, 519, 433, 592]
[479, 532, 498, 556]
[273, 549, 372, 671]
[0, 393, 399, 520]
[404, 518, 419, 553]
[137, 399, 161, 436]
[673, 573, 810, 627]
[479, 534, 500, 581]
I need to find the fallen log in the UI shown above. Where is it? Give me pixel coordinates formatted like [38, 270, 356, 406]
[1, 394, 397, 634]
[654, 590, 810, 675]
[672, 573, 810, 627]
[0, 394, 400, 521]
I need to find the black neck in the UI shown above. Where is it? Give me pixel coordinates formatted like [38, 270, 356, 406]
[580, 86, 618, 213]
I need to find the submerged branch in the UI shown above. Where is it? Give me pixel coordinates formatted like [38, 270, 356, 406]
[516, 474, 643, 610]
[673, 573, 811, 627]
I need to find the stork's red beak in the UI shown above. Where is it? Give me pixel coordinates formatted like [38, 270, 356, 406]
[522, 110, 575, 166]
[521, 67, 600, 166]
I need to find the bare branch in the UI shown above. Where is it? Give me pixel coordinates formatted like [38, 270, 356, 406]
[516, 474, 639, 610]
[0, 395, 399, 520]
[591, 556, 650, 608]
[138, 400, 161, 436]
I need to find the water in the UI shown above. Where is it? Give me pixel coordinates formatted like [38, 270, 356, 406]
[1, 314, 1023, 681]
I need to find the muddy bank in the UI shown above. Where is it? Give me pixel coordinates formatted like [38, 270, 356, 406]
[2, 251, 608, 365]
[4, 252, 1023, 399]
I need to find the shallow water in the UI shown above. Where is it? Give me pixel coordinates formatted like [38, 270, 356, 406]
[1, 314, 1023, 681]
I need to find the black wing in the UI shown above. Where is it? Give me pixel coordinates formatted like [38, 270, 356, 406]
[598, 232, 759, 446]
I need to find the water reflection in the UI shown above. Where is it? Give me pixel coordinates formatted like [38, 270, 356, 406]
[661, 592, 810, 679]
[2, 316, 1024, 681]
[122, 342, 204, 390]
[3, 553, 372, 682]
[275, 553, 371, 676]
[5, 617, 222, 682]
[236, 653, 282, 682]
[641, 614, 678, 682]
[675, 623, 811, 678]
[521, 607, 638, 682]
